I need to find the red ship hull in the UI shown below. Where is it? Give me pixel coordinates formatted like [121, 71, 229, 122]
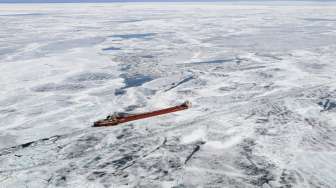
[93, 101, 191, 127]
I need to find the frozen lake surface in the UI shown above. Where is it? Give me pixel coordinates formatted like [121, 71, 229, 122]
[1, 3, 336, 187]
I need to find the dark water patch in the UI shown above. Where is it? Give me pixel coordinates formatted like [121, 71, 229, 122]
[115, 89, 126, 96]
[67, 72, 114, 82]
[121, 74, 154, 89]
[109, 33, 156, 40]
[102, 46, 121, 51]
[304, 18, 336, 22]
[318, 99, 336, 111]
[32, 83, 86, 92]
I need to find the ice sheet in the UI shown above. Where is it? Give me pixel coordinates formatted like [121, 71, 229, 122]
[1, 3, 336, 188]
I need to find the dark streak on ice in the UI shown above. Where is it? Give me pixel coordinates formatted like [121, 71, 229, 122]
[304, 18, 336, 22]
[124, 105, 140, 112]
[116, 19, 142, 23]
[239, 66, 267, 71]
[142, 55, 154, 58]
[0, 13, 48, 17]
[109, 33, 156, 39]
[0, 108, 16, 113]
[0, 135, 62, 156]
[184, 141, 205, 164]
[165, 76, 194, 92]
[114, 89, 126, 96]
[102, 46, 121, 51]
[191, 59, 236, 65]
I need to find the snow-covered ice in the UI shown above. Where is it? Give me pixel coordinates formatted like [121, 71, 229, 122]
[1, 2, 336, 187]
